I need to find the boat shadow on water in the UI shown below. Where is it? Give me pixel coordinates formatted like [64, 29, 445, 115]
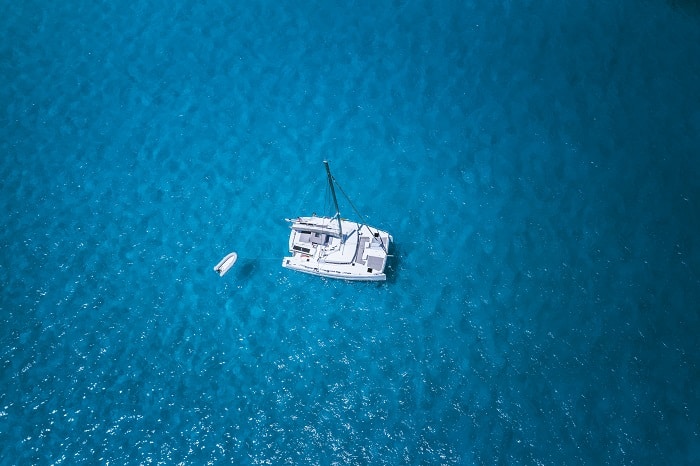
[235, 259, 258, 279]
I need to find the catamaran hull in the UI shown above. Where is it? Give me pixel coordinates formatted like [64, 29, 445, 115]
[282, 258, 387, 281]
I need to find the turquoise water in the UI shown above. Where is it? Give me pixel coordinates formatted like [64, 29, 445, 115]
[2, 1, 699, 464]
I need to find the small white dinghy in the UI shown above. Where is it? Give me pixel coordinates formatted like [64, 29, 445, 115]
[214, 252, 238, 277]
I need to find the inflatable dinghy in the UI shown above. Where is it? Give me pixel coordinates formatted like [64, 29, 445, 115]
[214, 252, 238, 276]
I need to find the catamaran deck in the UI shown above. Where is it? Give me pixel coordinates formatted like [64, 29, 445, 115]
[282, 216, 392, 281]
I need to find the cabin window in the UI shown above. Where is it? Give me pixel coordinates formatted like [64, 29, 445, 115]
[311, 232, 328, 245]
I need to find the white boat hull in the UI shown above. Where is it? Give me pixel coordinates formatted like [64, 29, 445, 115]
[282, 259, 388, 281]
[214, 252, 238, 276]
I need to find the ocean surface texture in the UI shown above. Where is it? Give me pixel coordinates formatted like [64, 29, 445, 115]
[2, 1, 699, 464]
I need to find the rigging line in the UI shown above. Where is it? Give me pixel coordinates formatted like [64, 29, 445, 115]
[294, 170, 322, 216]
[332, 175, 389, 254]
[323, 183, 337, 231]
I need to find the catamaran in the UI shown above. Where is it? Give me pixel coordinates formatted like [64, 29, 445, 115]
[282, 161, 392, 281]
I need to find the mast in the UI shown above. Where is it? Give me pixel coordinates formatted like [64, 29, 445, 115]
[323, 160, 343, 240]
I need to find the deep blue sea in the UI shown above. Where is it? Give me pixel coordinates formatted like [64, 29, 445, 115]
[2, 1, 699, 464]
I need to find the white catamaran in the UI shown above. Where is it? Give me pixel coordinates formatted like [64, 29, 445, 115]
[282, 161, 392, 281]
